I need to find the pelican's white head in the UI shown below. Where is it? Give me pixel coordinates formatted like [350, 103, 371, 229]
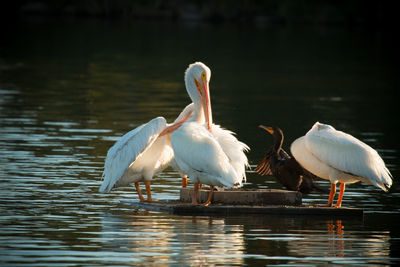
[312, 122, 335, 131]
[184, 62, 212, 130]
[306, 122, 336, 138]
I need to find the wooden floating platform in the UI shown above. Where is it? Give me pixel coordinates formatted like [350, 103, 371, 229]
[121, 188, 363, 217]
[180, 188, 302, 206]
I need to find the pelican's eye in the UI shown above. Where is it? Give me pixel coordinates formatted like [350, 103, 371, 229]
[201, 72, 206, 81]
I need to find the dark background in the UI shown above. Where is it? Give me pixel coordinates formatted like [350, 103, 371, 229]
[2, 0, 399, 27]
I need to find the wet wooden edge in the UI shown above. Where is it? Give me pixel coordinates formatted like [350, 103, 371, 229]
[121, 199, 364, 217]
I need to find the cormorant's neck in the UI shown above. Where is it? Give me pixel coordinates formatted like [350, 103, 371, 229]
[273, 133, 284, 152]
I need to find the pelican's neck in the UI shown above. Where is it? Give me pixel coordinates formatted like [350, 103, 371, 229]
[192, 102, 207, 123]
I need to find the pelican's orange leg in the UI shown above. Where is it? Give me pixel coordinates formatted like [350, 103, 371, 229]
[192, 183, 199, 205]
[135, 182, 146, 202]
[182, 176, 188, 188]
[326, 183, 336, 207]
[335, 183, 345, 207]
[203, 185, 214, 206]
[144, 181, 160, 203]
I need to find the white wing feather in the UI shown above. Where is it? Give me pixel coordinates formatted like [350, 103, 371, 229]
[305, 122, 392, 191]
[171, 122, 242, 187]
[99, 117, 167, 193]
[211, 124, 249, 182]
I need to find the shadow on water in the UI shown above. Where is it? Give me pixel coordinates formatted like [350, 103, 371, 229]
[0, 18, 399, 265]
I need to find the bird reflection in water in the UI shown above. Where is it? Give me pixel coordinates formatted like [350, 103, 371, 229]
[100, 211, 245, 265]
[327, 220, 344, 257]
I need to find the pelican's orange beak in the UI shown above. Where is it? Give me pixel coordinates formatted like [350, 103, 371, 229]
[203, 81, 212, 131]
[259, 125, 274, 135]
[159, 121, 184, 137]
[195, 78, 212, 132]
[159, 111, 192, 137]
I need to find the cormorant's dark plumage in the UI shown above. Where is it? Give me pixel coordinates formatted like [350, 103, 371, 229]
[255, 125, 328, 194]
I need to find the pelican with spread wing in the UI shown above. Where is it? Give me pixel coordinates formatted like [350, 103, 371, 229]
[99, 103, 194, 202]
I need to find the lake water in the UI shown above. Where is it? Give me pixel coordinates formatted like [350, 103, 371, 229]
[1, 19, 399, 266]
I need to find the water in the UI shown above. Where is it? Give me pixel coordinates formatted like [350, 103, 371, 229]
[1, 19, 399, 266]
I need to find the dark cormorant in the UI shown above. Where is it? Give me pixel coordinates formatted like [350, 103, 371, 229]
[255, 125, 328, 194]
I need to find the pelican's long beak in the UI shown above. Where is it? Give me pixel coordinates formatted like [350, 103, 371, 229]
[202, 81, 212, 131]
[159, 121, 184, 137]
[259, 125, 274, 135]
[159, 111, 193, 137]
[194, 77, 212, 132]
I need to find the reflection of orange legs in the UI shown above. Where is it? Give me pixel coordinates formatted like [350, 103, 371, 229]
[327, 220, 334, 232]
[336, 220, 343, 233]
[327, 220, 344, 257]
[192, 183, 199, 205]
[182, 176, 188, 188]
[325, 183, 336, 207]
[335, 183, 345, 207]
[336, 219, 344, 257]
[203, 186, 214, 206]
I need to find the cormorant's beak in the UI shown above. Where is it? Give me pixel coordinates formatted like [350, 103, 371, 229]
[259, 125, 274, 135]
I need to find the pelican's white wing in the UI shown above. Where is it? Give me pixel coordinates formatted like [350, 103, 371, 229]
[171, 122, 242, 188]
[304, 122, 392, 191]
[211, 124, 249, 181]
[99, 117, 167, 193]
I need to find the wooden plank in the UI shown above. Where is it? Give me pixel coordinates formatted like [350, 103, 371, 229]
[180, 188, 302, 206]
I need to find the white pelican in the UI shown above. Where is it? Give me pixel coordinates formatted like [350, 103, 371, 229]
[291, 122, 393, 207]
[166, 62, 249, 205]
[99, 103, 194, 202]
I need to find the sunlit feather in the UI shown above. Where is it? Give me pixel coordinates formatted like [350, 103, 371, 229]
[291, 122, 393, 207]
[99, 103, 194, 194]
